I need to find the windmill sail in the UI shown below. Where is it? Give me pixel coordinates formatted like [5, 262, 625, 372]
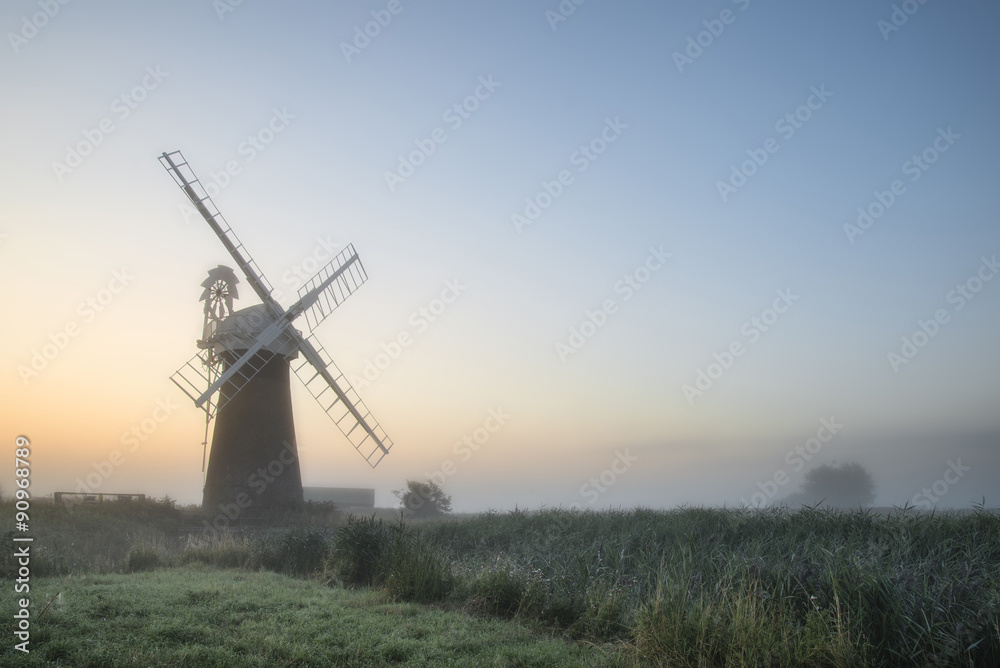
[290, 333, 393, 466]
[295, 245, 367, 333]
[159, 151, 283, 317]
[161, 149, 393, 469]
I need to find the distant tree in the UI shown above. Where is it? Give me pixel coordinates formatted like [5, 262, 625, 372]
[393, 480, 452, 518]
[786, 462, 876, 507]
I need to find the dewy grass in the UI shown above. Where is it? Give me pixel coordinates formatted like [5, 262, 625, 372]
[1, 499, 996, 666]
[0, 496, 181, 576]
[414, 505, 999, 666]
[0, 567, 610, 667]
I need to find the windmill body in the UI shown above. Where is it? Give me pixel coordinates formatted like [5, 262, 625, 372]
[159, 150, 394, 517]
[202, 304, 303, 510]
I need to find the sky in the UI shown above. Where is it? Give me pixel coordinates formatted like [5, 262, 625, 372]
[1, 0, 998, 512]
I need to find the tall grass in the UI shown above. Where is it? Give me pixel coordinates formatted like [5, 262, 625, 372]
[324, 515, 453, 602]
[0, 496, 181, 576]
[5, 498, 996, 666]
[415, 506, 999, 666]
[0, 497, 340, 577]
[302, 506, 1000, 665]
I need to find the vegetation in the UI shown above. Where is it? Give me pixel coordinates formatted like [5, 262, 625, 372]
[393, 479, 452, 518]
[783, 462, 877, 507]
[2, 498, 997, 666]
[1, 496, 182, 577]
[0, 568, 607, 667]
[416, 506, 999, 666]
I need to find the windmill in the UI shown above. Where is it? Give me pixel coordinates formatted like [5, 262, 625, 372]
[159, 150, 393, 513]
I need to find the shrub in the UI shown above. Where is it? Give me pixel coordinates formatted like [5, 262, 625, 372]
[468, 559, 547, 618]
[328, 515, 395, 585]
[393, 480, 452, 518]
[384, 533, 454, 603]
[327, 516, 453, 602]
[253, 527, 330, 576]
[577, 582, 631, 640]
[124, 541, 165, 573]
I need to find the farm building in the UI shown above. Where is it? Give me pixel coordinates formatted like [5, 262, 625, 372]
[302, 487, 375, 509]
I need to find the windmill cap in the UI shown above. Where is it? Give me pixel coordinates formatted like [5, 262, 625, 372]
[206, 304, 299, 358]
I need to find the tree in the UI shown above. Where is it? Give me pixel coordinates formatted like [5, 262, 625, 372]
[785, 462, 876, 507]
[393, 480, 452, 518]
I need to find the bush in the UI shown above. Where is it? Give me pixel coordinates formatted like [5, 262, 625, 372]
[784, 462, 876, 507]
[394, 480, 452, 519]
[253, 527, 330, 576]
[384, 533, 454, 603]
[577, 582, 630, 640]
[468, 559, 547, 618]
[124, 541, 165, 573]
[328, 515, 395, 585]
[326, 515, 453, 602]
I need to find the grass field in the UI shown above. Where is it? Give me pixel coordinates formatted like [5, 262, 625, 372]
[411, 506, 1000, 666]
[0, 566, 612, 667]
[2, 498, 998, 667]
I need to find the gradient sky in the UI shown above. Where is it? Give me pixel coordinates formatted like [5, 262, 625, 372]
[2, 1, 998, 511]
